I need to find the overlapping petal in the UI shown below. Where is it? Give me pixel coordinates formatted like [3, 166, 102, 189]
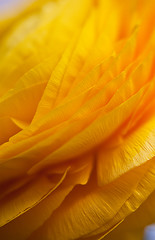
[0, 0, 155, 239]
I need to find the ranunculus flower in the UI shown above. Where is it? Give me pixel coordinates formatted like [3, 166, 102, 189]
[0, 0, 155, 239]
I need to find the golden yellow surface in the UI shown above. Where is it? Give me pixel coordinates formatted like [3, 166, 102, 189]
[0, 0, 155, 239]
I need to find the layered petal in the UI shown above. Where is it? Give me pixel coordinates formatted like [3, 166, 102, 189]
[27, 158, 155, 240]
[0, 0, 155, 239]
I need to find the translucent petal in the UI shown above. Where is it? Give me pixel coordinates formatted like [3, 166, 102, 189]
[0, 160, 92, 240]
[29, 87, 144, 174]
[104, 191, 155, 240]
[27, 158, 155, 240]
[0, 169, 68, 227]
[97, 116, 155, 185]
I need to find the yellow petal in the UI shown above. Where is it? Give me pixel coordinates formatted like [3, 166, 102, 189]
[0, 168, 68, 227]
[104, 191, 155, 240]
[0, 161, 92, 240]
[0, 0, 92, 97]
[27, 158, 155, 240]
[0, 116, 21, 145]
[0, 180, 72, 240]
[97, 115, 155, 185]
[28, 86, 144, 174]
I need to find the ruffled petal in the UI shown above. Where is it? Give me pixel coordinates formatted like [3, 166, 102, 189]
[104, 191, 155, 240]
[0, 169, 68, 227]
[26, 158, 155, 240]
[0, 159, 92, 240]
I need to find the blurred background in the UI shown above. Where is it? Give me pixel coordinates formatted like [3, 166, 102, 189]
[0, 0, 34, 19]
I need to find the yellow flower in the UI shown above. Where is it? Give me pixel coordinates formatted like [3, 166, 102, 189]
[0, 0, 155, 239]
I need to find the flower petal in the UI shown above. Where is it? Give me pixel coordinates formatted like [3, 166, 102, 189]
[103, 190, 155, 240]
[97, 116, 155, 185]
[27, 158, 155, 240]
[28, 86, 144, 174]
[0, 159, 92, 240]
[0, 168, 68, 227]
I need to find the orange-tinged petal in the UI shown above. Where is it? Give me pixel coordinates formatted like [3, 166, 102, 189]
[0, 168, 68, 227]
[0, 116, 22, 145]
[0, 159, 92, 240]
[27, 158, 155, 240]
[97, 116, 155, 185]
[28, 87, 144, 174]
[0, 0, 155, 239]
[0, 179, 72, 240]
[104, 190, 155, 240]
